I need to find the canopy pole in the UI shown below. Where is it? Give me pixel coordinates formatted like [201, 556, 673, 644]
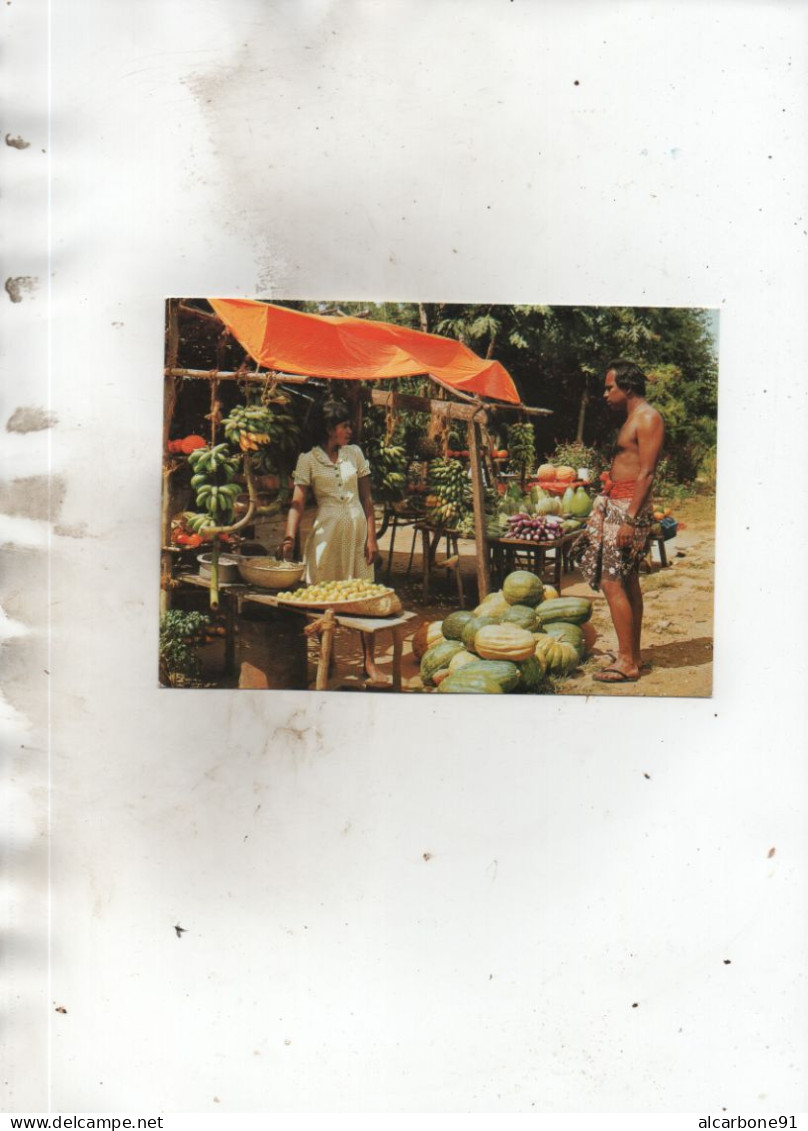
[467, 417, 490, 601]
[161, 300, 182, 616]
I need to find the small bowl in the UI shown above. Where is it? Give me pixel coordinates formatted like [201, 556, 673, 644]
[236, 556, 306, 589]
[197, 553, 241, 584]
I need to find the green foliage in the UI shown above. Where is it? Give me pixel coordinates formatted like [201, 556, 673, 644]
[159, 610, 210, 686]
[277, 300, 719, 493]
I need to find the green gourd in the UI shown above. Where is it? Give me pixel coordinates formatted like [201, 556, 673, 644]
[533, 634, 580, 675]
[461, 615, 501, 652]
[544, 621, 585, 657]
[570, 486, 593, 518]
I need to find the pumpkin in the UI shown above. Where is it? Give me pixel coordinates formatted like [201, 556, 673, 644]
[537, 463, 556, 480]
[581, 621, 597, 653]
[534, 496, 561, 516]
[570, 486, 593, 518]
[560, 486, 576, 515]
[555, 465, 576, 482]
[432, 668, 452, 686]
[452, 658, 521, 692]
[502, 570, 544, 608]
[473, 590, 511, 618]
[501, 604, 541, 632]
[447, 649, 476, 674]
[420, 639, 465, 686]
[544, 621, 585, 658]
[517, 655, 546, 693]
[530, 484, 547, 504]
[542, 584, 559, 601]
[412, 619, 444, 661]
[441, 609, 474, 641]
[436, 670, 504, 694]
[461, 615, 501, 652]
[535, 596, 593, 625]
[474, 623, 536, 662]
[533, 633, 580, 675]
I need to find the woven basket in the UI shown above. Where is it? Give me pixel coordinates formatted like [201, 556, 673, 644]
[276, 590, 403, 618]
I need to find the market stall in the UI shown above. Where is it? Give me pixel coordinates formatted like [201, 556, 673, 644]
[161, 298, 557, 690]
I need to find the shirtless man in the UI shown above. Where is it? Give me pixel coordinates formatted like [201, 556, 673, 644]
[578, 360, 665, 683]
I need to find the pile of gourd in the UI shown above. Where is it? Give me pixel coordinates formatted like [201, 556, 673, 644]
[413, 570, 594, 694]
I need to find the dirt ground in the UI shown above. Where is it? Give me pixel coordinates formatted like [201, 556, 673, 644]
[192, 494, 714, 698]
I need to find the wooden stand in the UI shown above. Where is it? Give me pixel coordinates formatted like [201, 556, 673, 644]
[489, 530, 584, 593]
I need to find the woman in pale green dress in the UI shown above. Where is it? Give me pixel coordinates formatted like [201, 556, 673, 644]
[282, 399, 387, 683]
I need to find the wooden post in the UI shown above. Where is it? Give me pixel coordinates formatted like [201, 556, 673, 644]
[161, 299, 182, 615]
[467, 418, 490, 601]
[315, 609, 337, 691]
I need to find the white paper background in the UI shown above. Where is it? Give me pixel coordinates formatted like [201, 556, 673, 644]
[1, 0, 806, 1116]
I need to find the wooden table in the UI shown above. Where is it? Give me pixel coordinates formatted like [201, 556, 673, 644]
[489, 530, 584, 593]
[177, 573, 416, 690]
[240, 591, 416, 691]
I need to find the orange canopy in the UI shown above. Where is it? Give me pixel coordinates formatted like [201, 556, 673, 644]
[207, 298, 520, 404]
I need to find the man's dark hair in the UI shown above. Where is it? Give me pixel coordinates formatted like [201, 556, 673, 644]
[314, 397, 352, 444]
[607, 359, 647, 397]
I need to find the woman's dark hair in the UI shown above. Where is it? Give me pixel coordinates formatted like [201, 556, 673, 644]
[606, 359, 647, 397]
[313, 398, 352, 445]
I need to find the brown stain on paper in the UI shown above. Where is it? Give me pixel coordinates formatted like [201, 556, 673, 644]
[5, 277, 39, 303]
[6, 407, 58, 433]
[0, 475, 66, 522]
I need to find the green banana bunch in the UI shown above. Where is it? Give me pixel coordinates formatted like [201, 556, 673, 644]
[183, 511, 217, 534]
[427, 458, 471, 505]
[507, 423, 536, 476]
[188, 443, 241, 475]
[369, 439, 407, 501]
[194, 480, 241, 522]
[425, 457, 472, 528]
[223, 401, 302, 457]
[187, 444, 242, 525]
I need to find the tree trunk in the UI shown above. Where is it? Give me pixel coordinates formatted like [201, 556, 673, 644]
[575, 375, 589, 443]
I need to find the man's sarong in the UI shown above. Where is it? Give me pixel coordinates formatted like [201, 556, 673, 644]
[575, 478, 653, 591]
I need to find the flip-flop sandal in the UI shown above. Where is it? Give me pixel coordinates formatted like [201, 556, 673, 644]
[599, 652, 652, 672]
[592, 667, 640, 684]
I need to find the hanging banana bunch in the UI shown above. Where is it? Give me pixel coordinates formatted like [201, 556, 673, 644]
[367, 437, 407, 502]
[222, 400, 302, 473]
[425, 457, 472, 527]
[186, 443, 242, 527]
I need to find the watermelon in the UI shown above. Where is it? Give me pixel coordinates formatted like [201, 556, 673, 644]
[501, 604, 541, 632]
[502, 570, 544, 608]
[451, 658, 521, 692]
[441, 609, 474, 640]
[535, 596, 592, 625]
[517, 655, 547, 693]
[473, 589, 511, 618]
[436, 670, 504, 694]
[420, 639, 465, 686]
